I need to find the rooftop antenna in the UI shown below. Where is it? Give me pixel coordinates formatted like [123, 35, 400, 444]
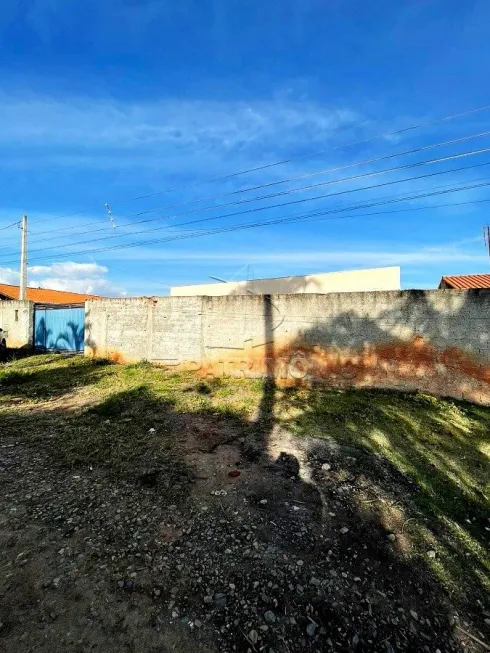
[209, 274, 257, 295]
[209, 264, 251, 286]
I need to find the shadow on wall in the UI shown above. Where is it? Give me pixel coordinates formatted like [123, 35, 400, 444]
[36, 318, 85, 352]
[276, 289, 490, 404]
[54, 321, 85, 352]
[84, 316, 97, 357]
[252, 273, 323, 458]
[254, 295, 276, 457]
[35, 317, 52, 351]
[223, 274, 324, 296]
[85, 289, 490, 404]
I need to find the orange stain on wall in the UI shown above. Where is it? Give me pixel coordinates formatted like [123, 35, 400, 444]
[198, 336, 490, 404]
[87, 336, 490, 404]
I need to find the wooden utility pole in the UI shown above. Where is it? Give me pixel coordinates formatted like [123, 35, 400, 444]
[19, 215, 27, 300]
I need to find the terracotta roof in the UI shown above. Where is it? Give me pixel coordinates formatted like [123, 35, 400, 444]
[0, 283, 100, 304]
[439, 274, 490, 289]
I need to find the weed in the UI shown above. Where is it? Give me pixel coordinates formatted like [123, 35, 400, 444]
[195, 381, 212, 395]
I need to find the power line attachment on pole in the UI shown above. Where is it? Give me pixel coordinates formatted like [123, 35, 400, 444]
[105, 204, 116, 230]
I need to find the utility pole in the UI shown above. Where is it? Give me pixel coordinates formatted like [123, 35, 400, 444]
[483, 225, 490, 266]
[19, 215, 27, 300]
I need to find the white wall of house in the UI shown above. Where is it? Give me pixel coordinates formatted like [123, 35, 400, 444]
[170, 266, 401, 297]
[0, 300, 34, 348]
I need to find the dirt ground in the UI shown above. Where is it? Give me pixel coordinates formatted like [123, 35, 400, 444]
[0, 358, 489, 652]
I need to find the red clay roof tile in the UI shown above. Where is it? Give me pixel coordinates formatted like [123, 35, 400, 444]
[0, 283, 100, 304]
[440, 274, 490, 289]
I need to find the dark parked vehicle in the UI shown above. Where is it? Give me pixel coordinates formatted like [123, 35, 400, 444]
[0, 328, 7, 362]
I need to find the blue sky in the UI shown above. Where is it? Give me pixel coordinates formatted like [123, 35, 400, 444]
[1, 0, 490, 295]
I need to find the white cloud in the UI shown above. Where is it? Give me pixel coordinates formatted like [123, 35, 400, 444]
[29, 261, 121, 295]
[34, 276, 114, 295]
[0, 261, 122, 296]
[29, 262, 108, 278]
[0, 94, 359, 155]
[0, 267, 19, 285]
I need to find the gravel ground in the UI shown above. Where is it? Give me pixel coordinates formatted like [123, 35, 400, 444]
[1, 421, 487, 653]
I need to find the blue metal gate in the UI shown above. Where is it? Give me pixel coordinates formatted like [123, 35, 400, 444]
[34, 305, 85, 352]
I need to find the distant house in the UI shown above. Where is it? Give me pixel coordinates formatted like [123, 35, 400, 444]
[438, 274, 490, 290]
[0, 283, 99, 305]
[171, 266, 401, 297]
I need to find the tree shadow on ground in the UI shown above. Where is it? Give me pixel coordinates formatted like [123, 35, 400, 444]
[0, 348, 488, 650]
[0, 356, 113, 400]
[280, 385, 490, 614]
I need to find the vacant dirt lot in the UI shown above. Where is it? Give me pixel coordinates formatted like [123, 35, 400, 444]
[0, 355, 489, 652]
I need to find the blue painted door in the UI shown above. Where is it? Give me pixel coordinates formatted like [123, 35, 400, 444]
[34, 306, 85, 352]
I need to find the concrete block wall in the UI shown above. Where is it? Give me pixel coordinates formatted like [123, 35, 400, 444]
[0, 300, 34, 349]
[85, 289, 490, 404]
[85, 296, 202, 364]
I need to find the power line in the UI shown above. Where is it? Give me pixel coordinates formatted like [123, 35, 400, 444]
[125, 155, 490, 237]
[18, 170, 487, 252]
[4, 178, 489, 266]
[6, 149, 490, 259]
[144, 179, 490, 244]
[25, 102, 490, 226]
[11, 126, 490, 248]
[6, 173, 468, 257]
[0, 220, 21, 233]
[4, 120, 490, 250]
[96, 179, 490, 248]
[264, 197, 490, 230]
[77, 145, 490, 238]
[81, 129, 490, 229]
[226, 182, 490, 233]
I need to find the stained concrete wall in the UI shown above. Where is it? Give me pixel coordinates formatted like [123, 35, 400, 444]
[170, 266, 401, 296]
[85, 289, 490, 404]
[85, 297, 202, 364]
[0, 300, 34, 348]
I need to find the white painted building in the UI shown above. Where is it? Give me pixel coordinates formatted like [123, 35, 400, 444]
[170, 266, 401, 296]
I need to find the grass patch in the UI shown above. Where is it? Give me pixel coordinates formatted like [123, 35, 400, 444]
[58, 385, 183, 478]
[0, 354, 115, 400]
[0, 369, 32, 387]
